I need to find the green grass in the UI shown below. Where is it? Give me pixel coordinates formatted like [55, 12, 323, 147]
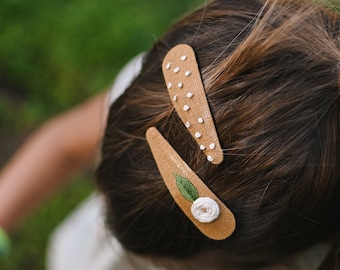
[0, 0, 202, 269]
[0, 0, 203, 129]
[1, 176, 94, 270]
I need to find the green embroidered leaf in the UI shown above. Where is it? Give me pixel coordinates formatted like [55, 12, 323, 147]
[174, 173, 199, 202]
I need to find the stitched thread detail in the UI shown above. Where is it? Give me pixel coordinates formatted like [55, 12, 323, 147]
[146, 127, 236, 240]
[174, 173, 199, 202]
[162, 44, 224, 164]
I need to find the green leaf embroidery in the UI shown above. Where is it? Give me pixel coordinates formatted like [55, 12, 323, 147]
[174, 173, 199, 202]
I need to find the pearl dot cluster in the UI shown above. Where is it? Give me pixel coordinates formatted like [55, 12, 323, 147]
[164, 51, 219, 163]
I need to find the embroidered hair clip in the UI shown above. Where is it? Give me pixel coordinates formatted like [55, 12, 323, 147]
[162, 44, 224, 165]
[146, 127, 236, 240]
[146, 44, 235, 240]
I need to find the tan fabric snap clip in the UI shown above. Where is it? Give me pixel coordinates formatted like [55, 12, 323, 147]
[162, 44, 224, 165]
[146, 127, 236, 240]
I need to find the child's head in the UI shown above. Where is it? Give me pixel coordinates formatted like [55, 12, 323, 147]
[96, 0, 340, 269]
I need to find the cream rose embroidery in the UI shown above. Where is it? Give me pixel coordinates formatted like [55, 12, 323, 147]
[191, 197, 220, 223]
[174, 173, 220, 223]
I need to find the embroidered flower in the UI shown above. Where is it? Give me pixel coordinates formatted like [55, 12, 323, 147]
[174, 173, 220, 223]
[191, 197, 220, 223]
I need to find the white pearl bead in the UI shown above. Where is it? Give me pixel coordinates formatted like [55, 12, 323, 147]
[167, 82, 172, 89]
[195, 132, 202, 138]
[174, 67, 180, 73]
[186, 92, 193, 98]
[181, 55, 187, 61]
[183, 105, 190, 111]
[178, 82, 183, 88]
[198, 118, 204, 123]
[200, 145, 206, 150]
[166, 63, 171, 69]
[185, 121, 191, 128]
[185, 71, 191, 77]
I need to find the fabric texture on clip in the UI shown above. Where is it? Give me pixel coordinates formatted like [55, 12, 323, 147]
[146, 127, 235, 240]
[162, 44, 224, 165]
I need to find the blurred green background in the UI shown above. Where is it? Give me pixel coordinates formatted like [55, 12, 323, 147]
[0, 0, 202, 269]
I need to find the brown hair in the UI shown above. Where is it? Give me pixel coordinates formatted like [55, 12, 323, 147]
[96, 0, 340, 269]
